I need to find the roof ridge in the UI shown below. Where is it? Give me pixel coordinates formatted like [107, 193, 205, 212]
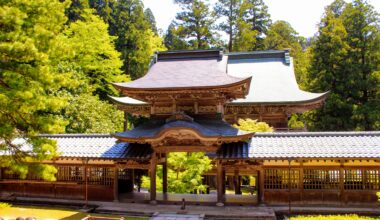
[254, 131, 380, 137]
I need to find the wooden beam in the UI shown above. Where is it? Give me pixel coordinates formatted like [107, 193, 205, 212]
[234, 169, 241, 195]
[150, 152, 157, 204]
[299, 161, 304, 204]
[113, 167, 119, 202]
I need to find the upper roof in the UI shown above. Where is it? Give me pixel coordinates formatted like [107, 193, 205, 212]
[113, 50, 251, 91]
[112, 50, 327, 106]
[217, 131, 380, 159]
[226, 50, 328, 104]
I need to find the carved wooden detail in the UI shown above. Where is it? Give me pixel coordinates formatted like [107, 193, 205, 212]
[198, 105, 217, 113]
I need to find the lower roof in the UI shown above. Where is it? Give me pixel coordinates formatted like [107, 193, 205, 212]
[6, 131, 378, 160]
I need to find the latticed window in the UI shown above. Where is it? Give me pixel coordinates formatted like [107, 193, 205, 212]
[303, 169, 339, 190]
[364, 170, 380, 190]
[56, 166, 83, 182]
[344, 169, 363, 190]
[264, 169, 299, 189]
[88, 167, 114, 186]
[118, 169, 133, 180]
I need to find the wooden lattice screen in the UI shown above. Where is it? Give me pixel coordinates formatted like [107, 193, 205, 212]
[264, 169, 299, 189]
[303, 169, 340, 190]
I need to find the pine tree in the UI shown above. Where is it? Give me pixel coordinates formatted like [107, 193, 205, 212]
[174, 0, 217, 49]
[0, 0, 71, 180]
[89, 0, 115, 24]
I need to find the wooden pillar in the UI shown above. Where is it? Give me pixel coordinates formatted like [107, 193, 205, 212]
[150, 152, 157, 204]
[83, 159, 88, 206]
[113, 166, 119, 202]
[234, 170, 241, 195]
[299, 161, 304, 203]
[162, 156, 168, 194]
[216, 160, 225, 206]
[258, 169, 265, 204]
[339, 161, 345, 204]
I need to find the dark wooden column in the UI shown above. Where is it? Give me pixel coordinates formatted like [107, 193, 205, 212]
[216, 160, 225, 206]
[258, 169, 265, 204]
[113, 166, 119, 202]
[150, 152, 157, 204]
[162, 155, 168, 194]
[299, 161, 304, 203]
[234, 170, 241, 195]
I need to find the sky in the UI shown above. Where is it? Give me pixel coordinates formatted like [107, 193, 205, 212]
[142, 0, 380, 38]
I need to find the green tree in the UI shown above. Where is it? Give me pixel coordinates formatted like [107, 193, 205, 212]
[164, 22, 190, 50]
[89, 0, 115, 24]
[214, 0, 257, 52]
[233, 118, 273, 132]
[0, 0, 71, 180]
[306, 0, 380, 130]
[65, 0, 89, 23]
[174, 0, 217, 49]
[55, 9, 127, 99]
[242, 0, 271, 49]
[144, 8, 158, 34]
[64, 94, 123, 133]
[111, 0, 166, 79]
[142, 152, 212, 193]
[342, 0, 380, 130]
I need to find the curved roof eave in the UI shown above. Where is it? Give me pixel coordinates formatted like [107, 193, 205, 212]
[112, 77, 252, 92]
[228, 91, 329, 106]
[108, 95, 148, 105]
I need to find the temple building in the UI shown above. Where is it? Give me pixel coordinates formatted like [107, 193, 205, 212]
[0, 50, 379, 206]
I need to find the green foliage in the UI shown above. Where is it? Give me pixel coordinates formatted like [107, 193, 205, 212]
[89, 0, 115, 24]
[0, 0, 71, 180]
[174, 0, 218, 49]
[0, 202, 11, 208]
[306, 0, 380, 131]
[233, 119, 273, 132]
[288, 114, 305, 130]
[242, 0, 271, 49]
[64, 94, 123, 133]
[377, 192, 380, 202]
[290, 215, 380, 220]
[66, 0, 89, 23]
[144, 8, 158, 34]
[164, 22, 190, 50]
[142, 152, 212, 193]
[111, 0, 166, 79]
[56, 9, 126, 99]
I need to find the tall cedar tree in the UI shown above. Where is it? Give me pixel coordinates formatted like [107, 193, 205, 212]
[214, 0, 257, 52]
[89, 0, 115, 24]
[174, 0, 217, 49]
[144, 8, 158, 34]
[306, 0, 380, 130]
[242, 0, 271, 49]
[0, 0, 71, 180]
[342, 0, 380, 130]
[111, 0, 165, 79]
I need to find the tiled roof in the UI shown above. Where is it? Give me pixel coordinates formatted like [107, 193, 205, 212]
[249, 131, 380, 159]
[11, 134, 152, 160]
